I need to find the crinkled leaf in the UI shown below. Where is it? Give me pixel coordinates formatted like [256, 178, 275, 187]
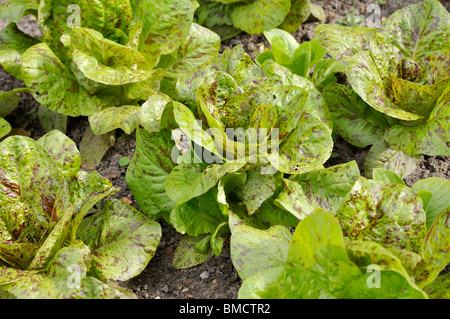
[380, 0, 450, 61]
[364, 139, 422, 179]
[140, 93, 172, 133]
[315, 24, 375, 65]
[0, 23, 39, 79]
[0, 267, 60, 299]
[77, 199, 161, 281]
[289, 161, 361, 212]
[231, 224, 292, 280]
[0, 136, 69, 261]
[336, 177, 427, 251]
[347, 50, 422, 121]
[423, 272, 450, 299]
[71, 27, 155, 85]
[231, 0, 290, 34]
[412, 177, 450, 228]
[126, 128, 176, 220]
[20, 43, 104, 117]
[133, 0, 194, 58]
[384, 85, 450, 156]
[159, 23, 220, 79]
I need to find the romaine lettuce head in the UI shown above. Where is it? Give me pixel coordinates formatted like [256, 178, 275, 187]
[174, 45, 333, 175]
[317, 0, 449, 157]
[0, 0, 220, 135]
[0, 131, 161, 298]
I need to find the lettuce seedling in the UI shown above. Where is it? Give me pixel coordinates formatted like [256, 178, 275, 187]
[256, 28, 345, 91]
[0, 0, 220, 136]
[126, 46, 333, 267]
[195, 0, 318, 39]
[316, 0, 449, 177]
[0, 130, 161, 299]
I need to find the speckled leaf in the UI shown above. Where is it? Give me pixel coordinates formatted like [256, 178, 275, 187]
[278, 0, 310, 33]
[322, 83, 388, 148]
[364, 139, 422, 179]
[0, 118, 11, 139]
[347, 51, 422, 121]
[412, 177, 450, 228]
[77, 199, 161, 281]
[274, 179, 314, 220]
[133, 0, 194, 58]
[423, 272, 450, 299]
[173, 235, 212, 269]
[417, 207, 450, 287]
[196, 70, 244, 130]
[315, 24, 375, 65]
[169, 189, 224, 236]
[126, 128, 176, 220]
[235, 169, 278, 215]
[37, 130, 81, 179]
[27, 206, 74, 271]
[380, 0, 450, 61]
[0, 135, 70, 268]
[0, 267, 60, 299]
[289, 161, 361, 212]
[271, 111, 333, 175]
[71, 27, 155, 85]
[79, 126, 116, 170]
[165, 162, 245, 204]
[20, 43, 104, 117]
[159, 23, 220, 79]
[0, 23, 38, 79]
[384, 85, 450, 156]
[0, 88, 28, 118]
[231, 224, 292, 280]
[46, 240, 90, 298]
[231, 0, 290, 34]
[0, 0, 38, 23]
[88, 105, 141, 135]
[391, 74, 448, 118]
[336, 177, 427, 252]
[140, 93, 172, 133]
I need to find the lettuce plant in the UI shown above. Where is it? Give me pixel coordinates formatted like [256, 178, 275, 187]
[315, 0, 449, 177]
[231, 163, 450, 299]
[256, 28, 345, 91]
[195, 0, 316, 39]
[0, 130, 161, 299]
[126, 45, 333, 267]
[0, 0, 220, 136]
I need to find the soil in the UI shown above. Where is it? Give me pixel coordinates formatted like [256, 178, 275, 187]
[0, 0, 449, 299]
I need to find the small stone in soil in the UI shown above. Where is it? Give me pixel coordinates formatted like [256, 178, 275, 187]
[199, 271, 210, 280]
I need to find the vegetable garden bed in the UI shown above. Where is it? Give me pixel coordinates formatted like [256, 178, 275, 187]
[0, 0, 449, 299]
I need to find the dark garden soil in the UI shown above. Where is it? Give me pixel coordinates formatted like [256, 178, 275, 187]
[0, 0, 449, 299]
